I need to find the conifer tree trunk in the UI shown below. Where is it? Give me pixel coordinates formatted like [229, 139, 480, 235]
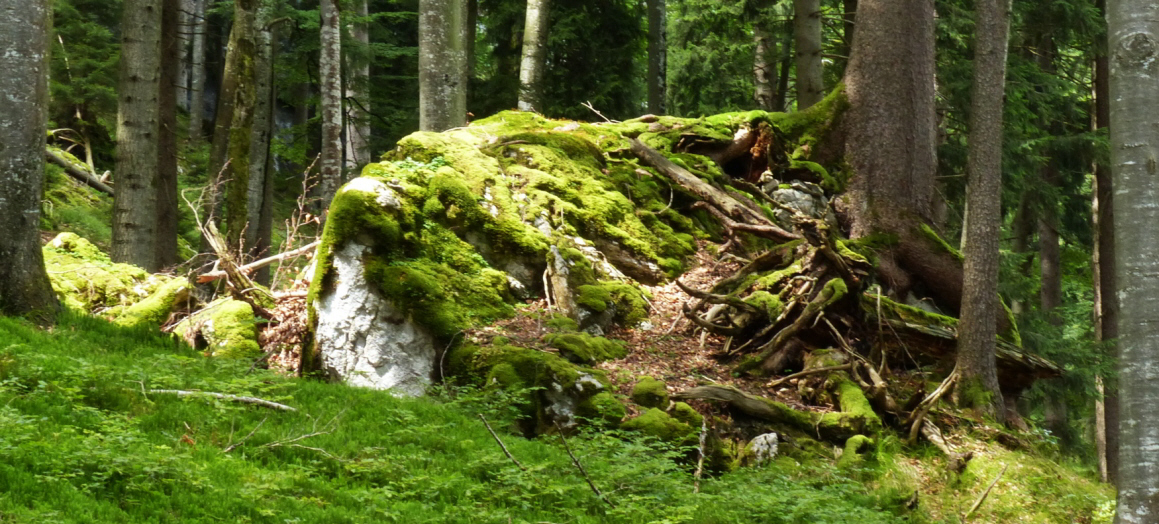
[189, 0, 208, 142]
[0, 0, 59, 322]
[320, 0, 343, 208]
[775, 29, 792, 111]
[646, 0, 666, 115]
[793, 0, 824, 109]
[517, 0, 550, 112]
[955, 0, 1011, 420]
[467, 0, 477, 81]
[177, 0, 191, 111]
[344, 0, 371, 174]
[114, 0, 162, 271]
[1108, 0, 1159, 518]
[157, 0, 181, 268]
[419, 0, 468, 131]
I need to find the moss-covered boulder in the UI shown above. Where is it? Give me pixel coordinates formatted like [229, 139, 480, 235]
[448, 339, 625, 431]
[543, 332, 627, 364]
[620, 408, 696, 445]
[630, 376, 670, 409]
[43, 233, 185, 322]
[173, 299, 262, 359]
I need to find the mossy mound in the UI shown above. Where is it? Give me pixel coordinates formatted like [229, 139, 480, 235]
[621, 408, 696, 445]
[543, 332, 627, 364]
[173, 299, 262, 359]
[448, 339, 625, 432]
[41, 152, 113, 249]
[43, 233, 178, 315]
[630, 376, 670, 409]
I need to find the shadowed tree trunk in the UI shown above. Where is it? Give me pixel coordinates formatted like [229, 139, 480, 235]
[319, 0, 343, 209]
[344, 0, 371, 174]
[1092, 0, 1117, 484]
[517, 0, 550, 112]
[955, 0, 1011, 420]
[157, 0, 181, 268]
[189, 0, 209, 143]
[420, 0, 468, 131]
[646, 0, 666, 115]
[247, 7, 277, 271]
[793, 0, 824, 109]
[205, 0, 256, 247]
[0, 0, 60, 323]
[114, 0, 162, 271]
[1107, 0, 1159, 518]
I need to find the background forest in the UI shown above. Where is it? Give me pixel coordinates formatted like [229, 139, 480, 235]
[0, 0, 1134, 520]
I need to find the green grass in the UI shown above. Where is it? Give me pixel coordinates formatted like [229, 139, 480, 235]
[0, 313, 913, 523]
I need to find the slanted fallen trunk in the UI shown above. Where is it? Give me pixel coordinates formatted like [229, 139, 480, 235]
[46, 148, 114, 196]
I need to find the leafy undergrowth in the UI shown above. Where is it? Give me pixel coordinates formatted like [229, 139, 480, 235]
[0, 313, 1112, 523]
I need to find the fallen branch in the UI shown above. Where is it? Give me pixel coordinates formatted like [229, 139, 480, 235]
[963, 463, 1007, 521]
[691, 201, 802, 241]
[46, 148, 114, 196]
[224, 417, 268, 453]
[197, 240, 320, 283]
[675, 279, 759, 313]
[480, 414, 526, 471]
[906, 369, 958, 445]
[148, 389, 297, 411]
[554, 422, 614, 507]
[767, 364, 852, 389]
[683, 302, 744, 336]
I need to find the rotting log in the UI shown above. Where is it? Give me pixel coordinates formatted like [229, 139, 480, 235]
[673, 384, 874, 443]
[46, 148, 114, 196]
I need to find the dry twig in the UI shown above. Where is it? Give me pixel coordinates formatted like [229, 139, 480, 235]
[480, 414, 526, 471]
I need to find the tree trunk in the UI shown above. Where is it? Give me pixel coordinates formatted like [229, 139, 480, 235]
[205, 0, 256, 247]
[955, 0, 1011, 419]
[247, 5, 276, 263]
[114, 0, 162, 271]
[344, 0, 371, 174]
[0, 0, 60, 323]
[189, 0, 208, 143]
[517, 0, 550, 112]
[157, 0, 181, 268]
[793, 0, 824, 109]
[646, 0, 666, 115]
[319, 0, 343, 209]
[775, 29, 792, 112]
[1107, 0, 1159, 518]
[467, 0, 477, 81]
[177, 0, 191, 112]
[1092, 2, 1118, 482]
[842, 0, 856, 58]
[753, 24, 777, 111]
[1009, 192, 1035, 316]
[420, 0, 468, 131]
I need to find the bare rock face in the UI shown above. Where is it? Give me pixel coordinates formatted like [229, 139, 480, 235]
[315, 241, 437, 396]
[313, 179, 438, 397]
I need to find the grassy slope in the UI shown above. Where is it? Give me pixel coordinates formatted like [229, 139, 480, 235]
[0, 313, 912, 524]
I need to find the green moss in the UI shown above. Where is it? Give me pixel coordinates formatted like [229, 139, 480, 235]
[575, 281, 650, 326]
[744, 290, 784, 318]
[862, 293, 957, 328]
[113, 279, 189, 328]
[630, 376, 670, 409]
[174, 299, 262, 359]
[836, 435, 875, 468]
[670, 402, 704, 428]
[578, 391, 627, 425]
[42, 233, 173, 314]
[543, 332, 627, 364]
[917, 223, 964, 262]
[545, 315, 580, 332]
[832, 377, 882, 434]
[41, 159, 114, 250]
[766, 84, 849, 149]
[620, 408, 696, 444]
[366, 258, 514, 339]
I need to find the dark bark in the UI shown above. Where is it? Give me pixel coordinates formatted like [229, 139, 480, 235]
[955, 0, 1011, 420]
[113, 0, 162, 271]
[646, 0, 666, 115]
[157, 0, 181, 268]
[1092, 0, 1118, 484]
[189, 0, 209, 142]
[0, 0, 60, 323]
[247, 8, 276, 274]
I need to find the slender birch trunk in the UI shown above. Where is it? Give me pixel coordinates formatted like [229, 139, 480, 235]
[319, 0, 343, 209]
